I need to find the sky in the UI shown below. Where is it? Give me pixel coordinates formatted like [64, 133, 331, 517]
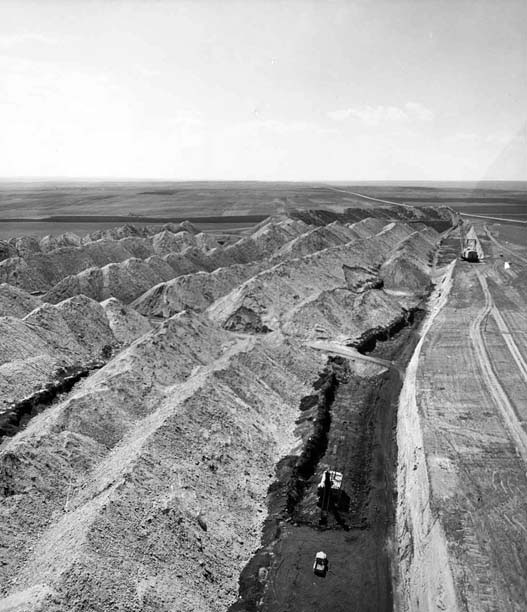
[0, 0, 525, 181]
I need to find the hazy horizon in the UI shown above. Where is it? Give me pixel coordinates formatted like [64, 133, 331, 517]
[1, 178, 527, 189]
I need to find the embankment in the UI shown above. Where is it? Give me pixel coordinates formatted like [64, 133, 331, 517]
[395, 262, 459, 612]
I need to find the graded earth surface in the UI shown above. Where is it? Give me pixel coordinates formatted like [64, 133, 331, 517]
[0, 189, 526, 612]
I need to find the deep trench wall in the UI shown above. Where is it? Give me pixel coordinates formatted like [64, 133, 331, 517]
[395, 263, 460, 612]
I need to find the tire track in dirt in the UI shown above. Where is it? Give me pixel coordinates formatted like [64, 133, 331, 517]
[484, 225, 527, 265]
[471, 271, 527, 463]
[490, 304, 527, 383]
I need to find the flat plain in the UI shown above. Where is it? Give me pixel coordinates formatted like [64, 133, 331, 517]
[0, 180, 525, 240]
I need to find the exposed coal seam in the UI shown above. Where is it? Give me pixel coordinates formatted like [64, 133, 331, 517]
[0, 361, 106, 440]
[353, 307, 424, 354]
[285, 358, 345, 517]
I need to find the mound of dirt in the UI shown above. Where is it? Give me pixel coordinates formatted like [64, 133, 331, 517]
[133, 262, 264, 318]
[101, 298, 153, 345]
[0, 312, 324, 611]
[0, 284, 42, 318]
[8, 235, 41, 258]
[44, 257, 172, 304]
[0, 240, 18, 262]
[270, 223, 359, 263]
[382, 255, 432, 297]
[348, 217, 391, 239]
[4, 219, 309, 304]
[162, 251, 201, 276]
[0, 225, 222, 295]
[281, 288, 406, 343]
[0, 294, 145, 412]
[291, 204, 455, 233]
[195, 232, 224, 251]
[379, 230, 439, 297]
[342, 265, 382, 292]
[222, 218, 311, 264]
[208, 223, 417, 332]
[151, 230, 197, 255]
[0, 205, 453, 612]
[83, 223, 148, 243]
[116, 236, 155, 259]
[39, 232, 83, 253]
[0, 242, 133, 293]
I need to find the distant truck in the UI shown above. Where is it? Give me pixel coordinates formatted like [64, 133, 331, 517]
[462, 246, 478, 262]
[460, 224, 482, 262]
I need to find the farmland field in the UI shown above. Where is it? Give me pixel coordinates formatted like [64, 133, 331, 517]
[0, 180, 525, 239]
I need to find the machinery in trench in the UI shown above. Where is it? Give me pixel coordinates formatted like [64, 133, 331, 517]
[317, 469, 343, 525]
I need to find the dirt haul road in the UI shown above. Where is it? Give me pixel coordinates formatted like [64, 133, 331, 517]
[397, 223, 527, 611]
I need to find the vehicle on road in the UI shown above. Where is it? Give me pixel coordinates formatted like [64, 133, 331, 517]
[460, 224, 482, 262]
[313, 551, 328, 577]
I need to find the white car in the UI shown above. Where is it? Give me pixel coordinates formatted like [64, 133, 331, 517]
[313, 551, 328, 577]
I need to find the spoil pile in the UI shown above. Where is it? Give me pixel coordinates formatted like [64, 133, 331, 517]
[380, 230, 438, 299]
[208, 222, 432, 336]
[0, 227, 217, 295]
[0, 205, 450, 612]
[33, 219, 312, 305]
[0, 284, 42, 318]
[133, 262, 265, 318]
[0, 313, 324, 612]
[0, 294, 150, 413]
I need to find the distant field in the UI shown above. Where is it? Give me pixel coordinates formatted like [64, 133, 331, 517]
[0, 181, 367, 220]
[0, 180, 525, 239]
[340, 181, 527, 220]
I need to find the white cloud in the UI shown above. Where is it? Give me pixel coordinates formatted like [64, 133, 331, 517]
[327, 102, 434, 126]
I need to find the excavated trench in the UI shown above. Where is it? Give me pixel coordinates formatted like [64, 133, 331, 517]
[0, 361, 105, 441]
[229, 309, 425, 612]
